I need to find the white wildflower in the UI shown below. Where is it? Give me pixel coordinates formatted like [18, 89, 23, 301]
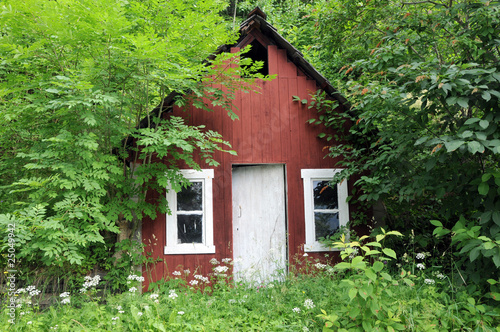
[303, 253, 308, 257]
[222, 258, 232, 264]
[129, 287, 137, 293]
[415, 253, 426, 260]
[184, 269, 190, 275]
[424, 279, 435, 285]
[194, 274, 209, 283]
[27, 321, 32, 325]
[189, 280, 199, 286]
[82, 275, 100, 290]
[149, 293, 159, 300]
[117, 305, 122, 310]
[304, 299, 315, 310]
[168, 290, 178, 300]
[293, 307, 301, 313]
[178, 311, 184, 315]
[172, 271, 181, 276]
[61, 298, 70, 305]
[112, 317, 119, 321]
[214, 265, 229, 274]
[20, 312, 25, 316]
[137, 312, 143, 316]
[118, 310, 125, 314]
[416, 263, 425, 270]
[314, 263, 327, 269]
[228, 299, 236, 304]
[29, 289, 40, 297]
[210, 258, 220, 265]
[349, 247, 359, 259]
[436, 273, 446, 280]
[17, 288, 26, 294]
[60, 292, 70, 298]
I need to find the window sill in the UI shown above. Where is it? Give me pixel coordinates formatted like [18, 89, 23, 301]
[304, 243, 341, 253]
[164, 245, 216, 255]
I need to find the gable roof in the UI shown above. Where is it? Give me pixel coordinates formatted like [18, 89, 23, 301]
[235, 7, 347, 105]
[137, 7, 347, 129]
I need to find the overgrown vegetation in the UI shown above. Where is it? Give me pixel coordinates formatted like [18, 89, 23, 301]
[2, 232, 499, 330]
[1, 0, 499, 329]
[0, 0, 267, 289]
[288, 0, 500, 291]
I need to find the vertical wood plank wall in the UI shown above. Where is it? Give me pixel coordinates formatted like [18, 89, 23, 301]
[142, 44, 346, 287]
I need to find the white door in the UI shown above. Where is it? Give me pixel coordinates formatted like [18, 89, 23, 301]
[232, 164, 287, 283]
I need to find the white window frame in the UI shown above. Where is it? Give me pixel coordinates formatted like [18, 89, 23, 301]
[301, 169, 349, 252]
[164, 169, 215, 255]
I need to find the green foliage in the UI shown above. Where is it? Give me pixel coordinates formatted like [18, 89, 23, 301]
[320, 229, 414, 331]
[2, 252, 499, 330]
[319, 229, 500, 331]
[300, 0, 500, 288]
[0, 0, 269, 289]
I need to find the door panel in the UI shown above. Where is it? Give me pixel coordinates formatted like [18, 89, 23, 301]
[232, 164, 287, 283]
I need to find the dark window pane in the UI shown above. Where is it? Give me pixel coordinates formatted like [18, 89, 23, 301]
[313, 180, 338, 210]
[177, 182, 203, 211]
[314, 212, 339, 241]
[177, 214, 203, 243]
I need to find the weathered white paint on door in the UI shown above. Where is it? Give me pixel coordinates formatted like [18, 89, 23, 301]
[232, 164, 287, 283]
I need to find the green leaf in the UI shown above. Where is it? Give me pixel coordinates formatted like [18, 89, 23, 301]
[492, 211, 500, 226]
[382, 248, 397, 259]
[456, 97, 469, 108]
[446, 96, 457, 105]
[348, 287, 357, 300]
[430, 219, 442, 227]
[479, 119, 489, 129]
[381, 272, 392, 281]
[469, 246, 481, 262]
[441, 83, 451, 94]
[460, 130, 473, 138]
[481, 91, 491, 101]
[365, 268, 377, 281]
[415, 137, 428, 145]
[478, 182, 489, 196]
[464, 118, 480, 125]
[468, 141, 484, 154]
[335, 262, 351, 270]
[373, 261, 384, 272]
[444, 140, 464, 152]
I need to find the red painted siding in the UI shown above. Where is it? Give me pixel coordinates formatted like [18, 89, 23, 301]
[142, 44, 347, 288]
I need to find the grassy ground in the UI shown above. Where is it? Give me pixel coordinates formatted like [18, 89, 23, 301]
[2, 255, 499, 331]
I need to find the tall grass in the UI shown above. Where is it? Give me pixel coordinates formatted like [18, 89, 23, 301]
[2, 254, 499, 331]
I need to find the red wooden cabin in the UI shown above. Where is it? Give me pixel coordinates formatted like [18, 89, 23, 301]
[141, 8, 352, 287]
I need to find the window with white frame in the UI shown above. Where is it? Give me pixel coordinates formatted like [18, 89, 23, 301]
[164, 169, 215, 254]
[301, 169, 349, 252]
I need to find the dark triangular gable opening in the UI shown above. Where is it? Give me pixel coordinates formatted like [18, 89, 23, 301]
[242, 40, 268, 76]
